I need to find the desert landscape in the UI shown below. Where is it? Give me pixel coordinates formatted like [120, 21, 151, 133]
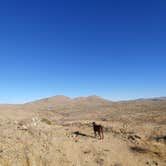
[0, 95, 165, 166]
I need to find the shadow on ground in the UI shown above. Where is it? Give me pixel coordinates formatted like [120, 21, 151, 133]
[73, 131, 95, 138]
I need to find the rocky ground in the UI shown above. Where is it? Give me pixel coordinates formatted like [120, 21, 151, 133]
[0, 96, 165, 166]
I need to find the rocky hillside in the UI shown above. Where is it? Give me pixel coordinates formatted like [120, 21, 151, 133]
[0, 96, 165, 165]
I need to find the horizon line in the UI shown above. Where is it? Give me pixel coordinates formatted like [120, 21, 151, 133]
[0, 95, 165, 105]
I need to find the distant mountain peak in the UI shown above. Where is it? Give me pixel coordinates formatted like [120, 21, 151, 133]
[87, 95, 101, 98]
[51, 95, 71, 99]
[73, 95, 101, 100]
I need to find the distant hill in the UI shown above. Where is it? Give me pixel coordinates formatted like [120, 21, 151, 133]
[26, 95, 72, 106]
[135, 97, 166, 102]
[22, 96, 166, 122]
[23, 95, 112, 112]
[0, 95, 166, 124]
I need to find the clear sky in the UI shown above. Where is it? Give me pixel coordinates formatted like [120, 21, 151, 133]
[0, 0, 166, 103]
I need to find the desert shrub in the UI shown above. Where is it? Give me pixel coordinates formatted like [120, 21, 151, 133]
[41, 118, 52, 125]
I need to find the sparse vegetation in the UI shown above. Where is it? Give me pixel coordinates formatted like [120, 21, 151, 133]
[41, 118, 52, 125]
[0, 96, 165, 165]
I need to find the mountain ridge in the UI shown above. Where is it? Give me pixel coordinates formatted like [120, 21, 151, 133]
[0, 95, 166, 105]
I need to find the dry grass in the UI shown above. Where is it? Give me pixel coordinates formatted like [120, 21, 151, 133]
[41, 118, 52, 125]
[0, 96, 165, 165]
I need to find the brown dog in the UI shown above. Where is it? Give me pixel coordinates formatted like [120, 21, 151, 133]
[92, 122, 104, 139]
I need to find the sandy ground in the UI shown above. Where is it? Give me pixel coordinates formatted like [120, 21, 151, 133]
[0, 97, 165, 166]
[0, 111, 165, 166]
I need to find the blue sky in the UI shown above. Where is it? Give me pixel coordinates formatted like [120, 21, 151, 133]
[0, 0, 166, 103]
